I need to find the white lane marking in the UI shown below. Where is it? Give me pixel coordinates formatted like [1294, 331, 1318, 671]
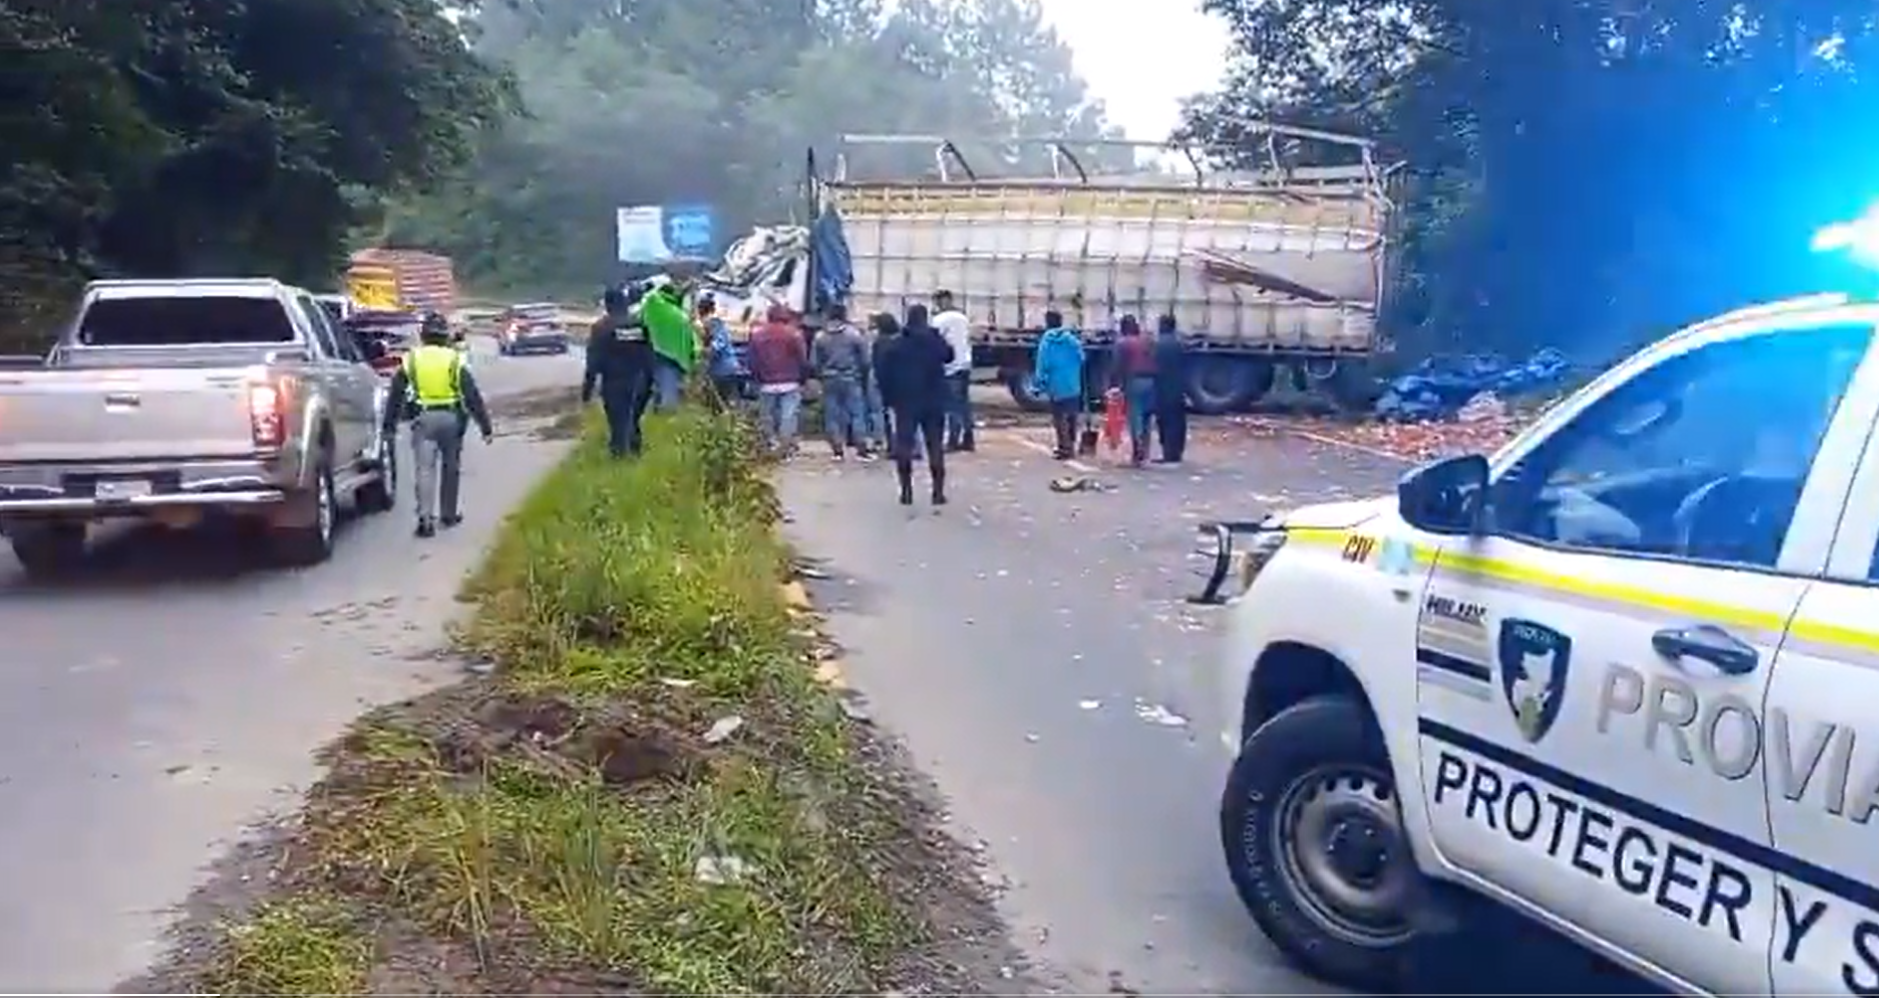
[1285, 427, 1410, 463]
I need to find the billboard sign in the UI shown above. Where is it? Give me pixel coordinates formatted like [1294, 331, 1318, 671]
[616, 203, 716, 263]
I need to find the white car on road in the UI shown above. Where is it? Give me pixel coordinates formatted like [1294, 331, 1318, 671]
[1199, 292, 1879, 996]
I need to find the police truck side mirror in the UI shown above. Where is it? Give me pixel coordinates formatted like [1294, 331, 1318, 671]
[1398, 453, 1489, 535]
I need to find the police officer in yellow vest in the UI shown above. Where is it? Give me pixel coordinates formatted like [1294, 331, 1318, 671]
[382, 313, 494, 537]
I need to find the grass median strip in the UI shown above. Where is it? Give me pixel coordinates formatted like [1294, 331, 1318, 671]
[185, 405, 1004, 995]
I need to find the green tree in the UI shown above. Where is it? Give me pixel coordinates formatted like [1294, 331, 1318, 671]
[0, 0, 510, 343]
[1182, 0, 1879, 361]
[382, 0, 1117, 295]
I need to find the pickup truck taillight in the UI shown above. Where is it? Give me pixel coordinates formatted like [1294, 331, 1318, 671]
[249, 382, 286, 448]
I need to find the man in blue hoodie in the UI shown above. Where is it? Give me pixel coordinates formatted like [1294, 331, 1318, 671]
[1031, 310, 1086, 459]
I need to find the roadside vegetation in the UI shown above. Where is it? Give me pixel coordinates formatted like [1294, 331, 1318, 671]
[1184, 0, 1879, 363]
[185, 405, 1002, 994]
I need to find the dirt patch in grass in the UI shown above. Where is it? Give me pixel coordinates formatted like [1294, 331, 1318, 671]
[534, 408, 587, 440]
[141, 408, 1019, 995]
[491, 384, 583, 421]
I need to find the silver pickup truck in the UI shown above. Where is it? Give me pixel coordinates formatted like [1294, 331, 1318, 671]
[0, 278, 398, 577]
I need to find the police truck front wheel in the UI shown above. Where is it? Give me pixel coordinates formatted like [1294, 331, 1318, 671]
[1221, 696, 1421, 992]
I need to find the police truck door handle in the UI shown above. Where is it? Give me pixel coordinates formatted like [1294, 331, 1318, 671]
[1650, 624, 1758, 675]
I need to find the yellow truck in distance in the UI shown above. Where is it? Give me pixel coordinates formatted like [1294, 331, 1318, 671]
[344, 263, 400, 311]
[343, 249, 456, 316]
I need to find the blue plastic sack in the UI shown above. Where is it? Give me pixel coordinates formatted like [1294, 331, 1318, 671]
[1374, 348, 1569, 420]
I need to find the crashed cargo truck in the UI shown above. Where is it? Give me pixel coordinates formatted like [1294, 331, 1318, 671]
[698, 128, 1398, 413]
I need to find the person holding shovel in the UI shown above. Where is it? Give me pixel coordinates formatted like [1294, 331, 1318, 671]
[1031, 310, 1086, 459]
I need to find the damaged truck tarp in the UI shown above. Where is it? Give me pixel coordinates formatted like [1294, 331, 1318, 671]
[699, 213, 853, 320]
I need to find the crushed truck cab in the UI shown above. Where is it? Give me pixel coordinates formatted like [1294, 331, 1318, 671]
[1201, 293, 1879, 995]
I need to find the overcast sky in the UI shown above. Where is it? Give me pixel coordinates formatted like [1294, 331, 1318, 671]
[1035, 1, 1230, 142]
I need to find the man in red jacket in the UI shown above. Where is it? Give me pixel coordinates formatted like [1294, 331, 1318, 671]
[747, 304, 809, 455]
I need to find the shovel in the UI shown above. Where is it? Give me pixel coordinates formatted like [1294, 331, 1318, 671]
[1076, 383, 1100, 456]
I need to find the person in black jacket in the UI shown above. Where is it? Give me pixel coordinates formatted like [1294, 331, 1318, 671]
[582, 286, 655, 457]
[873, 306, 954, 505]
[1150, 313, 1190, 462]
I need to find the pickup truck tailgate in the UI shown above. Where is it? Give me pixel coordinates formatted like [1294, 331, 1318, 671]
[0, 367, 263, 463]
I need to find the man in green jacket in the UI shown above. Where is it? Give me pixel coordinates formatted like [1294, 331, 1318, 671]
[641, 280, 697, 410]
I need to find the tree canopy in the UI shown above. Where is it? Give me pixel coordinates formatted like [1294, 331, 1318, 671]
[1182, 0, 1879, 362]
[378, 0, 1118, 296]
[0, 0, 510, 339]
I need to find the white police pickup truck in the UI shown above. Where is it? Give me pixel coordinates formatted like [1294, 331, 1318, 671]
[1196, 292, 1879, 996]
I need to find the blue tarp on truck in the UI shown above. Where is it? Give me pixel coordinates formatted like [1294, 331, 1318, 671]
[811, 209, 853, 313]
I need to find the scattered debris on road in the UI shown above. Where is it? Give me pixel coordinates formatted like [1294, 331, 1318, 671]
[1233, 406, 1536, 462]
[694, 854, 752, 885]
[701, 713, 744, 744]
[1132, 699, 1188, 728]
[1049, 475, 1113, 494]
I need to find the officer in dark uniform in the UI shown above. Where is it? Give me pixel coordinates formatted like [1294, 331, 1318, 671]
[583, 285, 655, 456]
[381, 312, 494, 537]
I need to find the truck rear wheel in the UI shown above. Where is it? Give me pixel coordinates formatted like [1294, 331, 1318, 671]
[1186, 357, 1274, 414]
[10, 523, 86, 579]
[1004, 370, 1050, 412]
[1306, 359, 1382, 413]
[1222, 695, 1420, 991]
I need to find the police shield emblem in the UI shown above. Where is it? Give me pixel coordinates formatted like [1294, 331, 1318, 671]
[1497, 619, 1572, 743]
[1376, 537, 1414, 576]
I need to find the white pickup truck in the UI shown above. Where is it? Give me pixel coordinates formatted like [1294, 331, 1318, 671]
[0, 278, 397, 576]
[1199, 292, 1879, 995]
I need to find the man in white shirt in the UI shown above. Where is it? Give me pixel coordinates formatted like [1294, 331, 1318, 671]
[932, 289, 974, 451]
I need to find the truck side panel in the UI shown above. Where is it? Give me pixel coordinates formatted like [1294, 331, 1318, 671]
[831, 182, 1384, 353]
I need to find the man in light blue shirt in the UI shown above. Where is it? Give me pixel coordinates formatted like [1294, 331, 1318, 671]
[1030, 309, 1085, 459]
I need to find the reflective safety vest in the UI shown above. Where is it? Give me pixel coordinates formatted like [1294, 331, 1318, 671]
[404, 344, 463, 407]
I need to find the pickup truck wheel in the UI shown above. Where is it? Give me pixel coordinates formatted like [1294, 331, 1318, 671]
[1221, 695, 1419, 991]
[355, 438, 397, 514]
[270, 460, 337, 566]
[10, 524, 86, 579]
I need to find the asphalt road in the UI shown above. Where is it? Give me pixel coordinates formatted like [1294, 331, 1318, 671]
[0, 341, 585, 992]
[779, 414, 1657, 995]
